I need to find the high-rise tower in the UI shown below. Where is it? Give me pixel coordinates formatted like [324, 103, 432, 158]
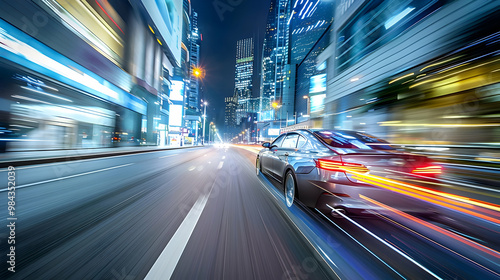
[259, 0, 292, 121]
[234, 37, 254, 125]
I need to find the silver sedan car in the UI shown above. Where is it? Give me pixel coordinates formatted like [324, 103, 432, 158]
[256, 129, 442, 216]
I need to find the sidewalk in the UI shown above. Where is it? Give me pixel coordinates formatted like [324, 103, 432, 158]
[0, 145, 202, 168]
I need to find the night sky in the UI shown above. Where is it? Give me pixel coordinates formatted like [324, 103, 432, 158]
[190, 0, 271, 129]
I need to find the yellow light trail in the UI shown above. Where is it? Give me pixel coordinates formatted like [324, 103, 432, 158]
[348, 171, 500, 224]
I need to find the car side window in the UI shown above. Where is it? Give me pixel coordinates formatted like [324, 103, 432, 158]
[272, 134, 286, 147]
[297, 135, 307, 149]
[282, 134, 299, 148]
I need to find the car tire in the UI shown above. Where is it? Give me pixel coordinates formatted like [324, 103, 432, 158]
[256, 157, 261, 175]
[284, 170, 296, 208]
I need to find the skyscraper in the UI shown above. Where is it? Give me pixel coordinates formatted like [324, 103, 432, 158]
[259, 0, 292, 121]
[234, 37, 254, 125]
[260, 0, 277, 117]
[224, 94, 237, 128]
[182, 1, 202, 145]
[188, 11, 201, 110]
[290, 0, 334, 121]
[290, 0, 333, 64]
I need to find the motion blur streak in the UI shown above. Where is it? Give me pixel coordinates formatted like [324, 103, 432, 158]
[353, 175, 500, 225]
[355, 173, 500, 217]
[350, 169, 500, 212]
[315, 210, 405, 279]
[388, 172, 500, 212]
[231, 144, 261, 154]
[373, 212, 500, 279]
[361, 195, 500, 261]
[327, 205, 443, 280]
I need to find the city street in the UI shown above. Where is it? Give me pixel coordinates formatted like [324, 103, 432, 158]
[1, 146, 499, 279]
[1, 0, 500, 279]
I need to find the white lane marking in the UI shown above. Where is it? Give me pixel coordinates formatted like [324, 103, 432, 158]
[328, 205, 443, 279]
[0, 163, 134, 192]
[145, 194, 210, 280]
[222, 156, 226, 160]
[188, 166, 196, 171]
[217, 161, 224, 169]
[159, 155, 176, 158]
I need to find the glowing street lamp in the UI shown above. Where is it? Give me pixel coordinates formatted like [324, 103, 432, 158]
[303, 95, 310, 116]
[272, 102, 281, 121]
[193, 67, 204, 79]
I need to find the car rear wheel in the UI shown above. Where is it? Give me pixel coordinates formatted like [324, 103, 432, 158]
[284, 170, 296, 207]
[256, 157, 261, 175]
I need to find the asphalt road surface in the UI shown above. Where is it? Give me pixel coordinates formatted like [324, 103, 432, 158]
[0, 145, 499, 279]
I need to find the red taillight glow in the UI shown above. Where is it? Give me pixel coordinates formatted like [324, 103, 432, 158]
[412, 165, 442, 175]
[316, 159, 369, 173]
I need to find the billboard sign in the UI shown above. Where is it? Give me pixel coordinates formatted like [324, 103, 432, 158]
[168, 104, 183, 127]
[311, 94, 326, 113]
[170, 80, 184, 101]
[309, 74, 326, 93]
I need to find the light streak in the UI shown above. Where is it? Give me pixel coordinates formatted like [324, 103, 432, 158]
[361, 195, 500, 260]
[371, 207, 500, 278]
[350, 174, 500, 224]
[327, 205, 443, 279]
[95, 0, 124, 34]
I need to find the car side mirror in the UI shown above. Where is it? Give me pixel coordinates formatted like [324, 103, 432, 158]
[262, 142, 271, 148]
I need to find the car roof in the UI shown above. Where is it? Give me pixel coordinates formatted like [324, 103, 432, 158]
[293, 128, 359, 134]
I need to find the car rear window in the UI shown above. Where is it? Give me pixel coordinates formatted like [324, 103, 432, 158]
[314, 130, 394, 150]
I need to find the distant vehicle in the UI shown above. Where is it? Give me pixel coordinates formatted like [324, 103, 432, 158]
[256, 129, 442, 216]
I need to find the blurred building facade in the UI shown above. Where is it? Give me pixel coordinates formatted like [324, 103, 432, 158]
[319, 0, 500, 144]
[254, 0, 500, 147]
[0, 0, 194, 151]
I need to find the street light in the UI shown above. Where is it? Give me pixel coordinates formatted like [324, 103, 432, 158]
[303, 95, 310, 116]
[272, 102, 282, 120]
[193, 67, 205, 79]
[209, 122, 214, 143]
[202, 101, 207, 145]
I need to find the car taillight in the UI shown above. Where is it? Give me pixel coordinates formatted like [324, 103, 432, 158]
[411, 165, 442, 175]
[316, 159, 369, 174]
